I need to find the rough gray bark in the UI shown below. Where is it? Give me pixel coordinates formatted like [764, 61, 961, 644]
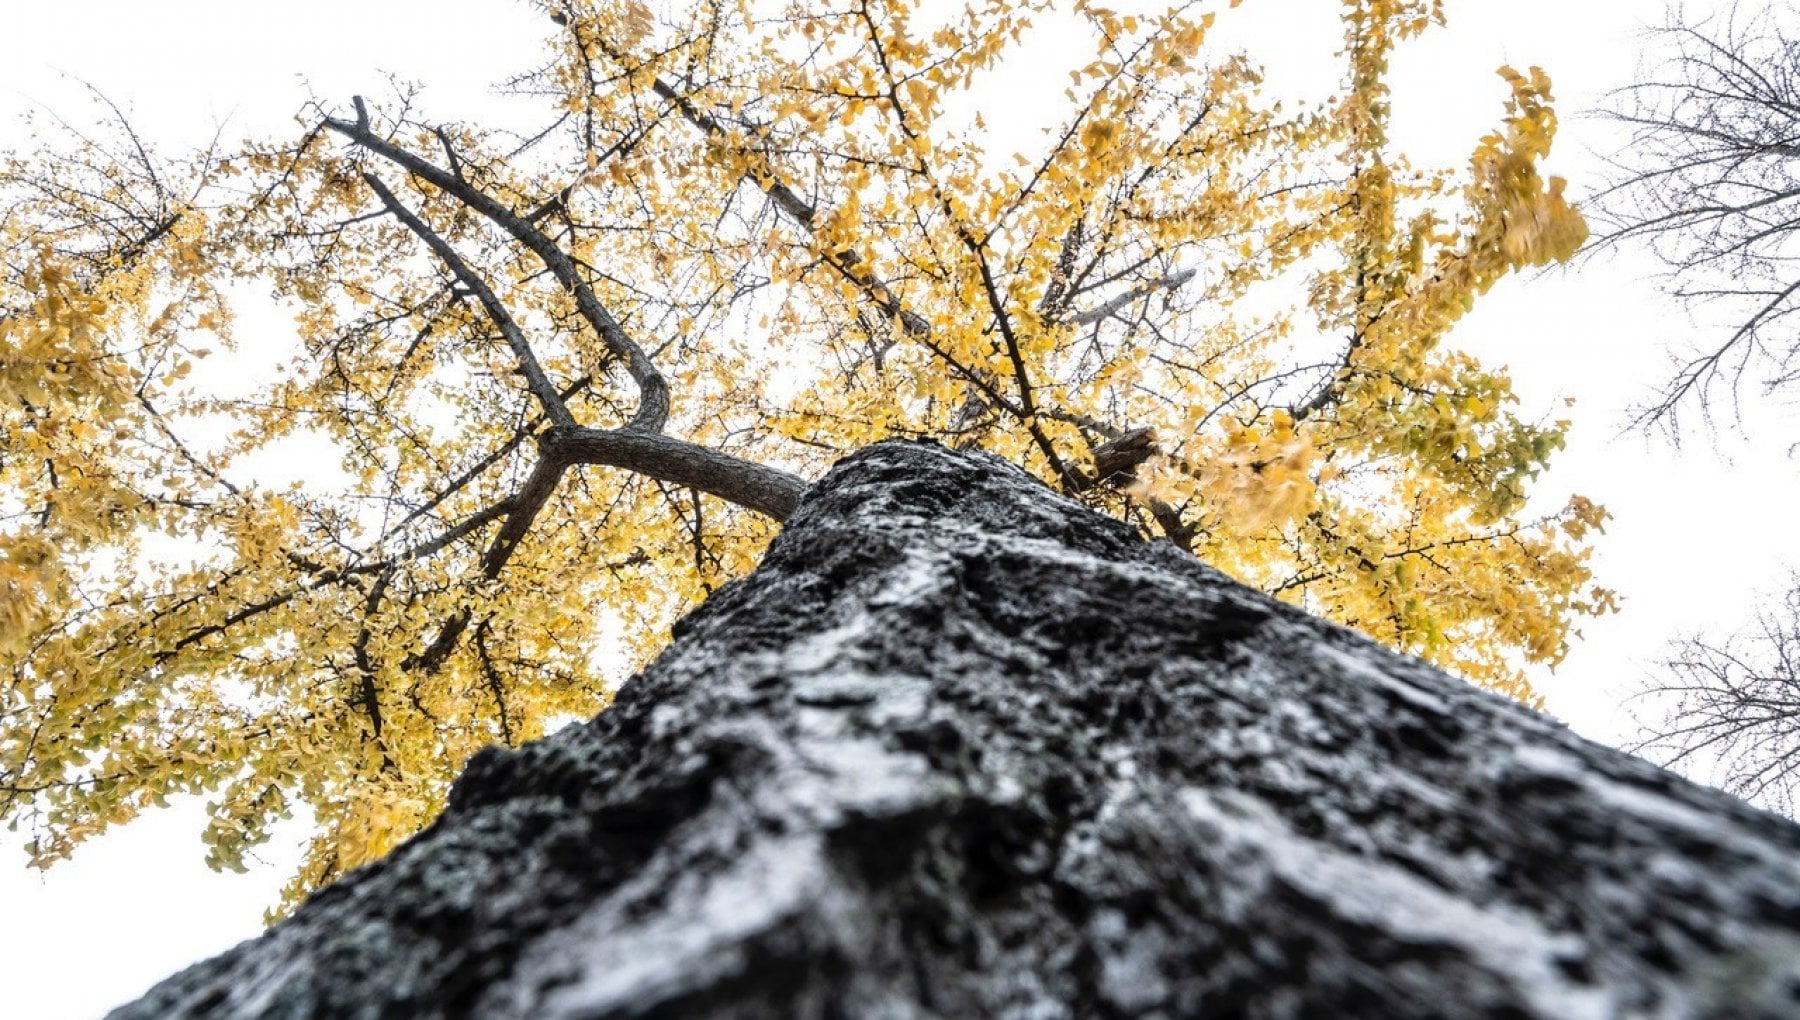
[116, 441, 1800, 1019]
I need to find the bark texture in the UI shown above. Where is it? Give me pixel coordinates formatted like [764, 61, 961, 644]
[116, 441, 1800, 1019]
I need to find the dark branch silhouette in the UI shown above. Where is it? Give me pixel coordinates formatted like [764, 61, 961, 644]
[1592, 0, 1800, 433]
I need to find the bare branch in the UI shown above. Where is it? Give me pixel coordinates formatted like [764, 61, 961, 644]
[361, 171, 576, 428]
[1591, 1, 1800, 433]
[324, 100, 670, 431]
[541, 425, 808, 522]
[1068, 268, 1196, 326]
[1631, 575, 1800, 816]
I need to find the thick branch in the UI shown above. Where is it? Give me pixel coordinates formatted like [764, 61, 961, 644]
[541, 426, 808, 522]
[479, 458, 570, 580]
[406, 457, 569, 673]
[324, 99, 668, 431]
[407, 430, 804, 672]
[361, 173, 576, 429]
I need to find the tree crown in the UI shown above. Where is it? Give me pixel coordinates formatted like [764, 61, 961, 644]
[1, 0, 1610, 907]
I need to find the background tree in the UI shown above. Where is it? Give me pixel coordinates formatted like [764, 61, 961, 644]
[1632, 576, 1800, 815]
[1594, 0, 1800, 432]
[1593, 0, 1800, 812]
[2, 0, 1609, 908]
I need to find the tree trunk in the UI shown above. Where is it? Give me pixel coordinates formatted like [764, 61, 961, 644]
[115, 441, 1800, 1019]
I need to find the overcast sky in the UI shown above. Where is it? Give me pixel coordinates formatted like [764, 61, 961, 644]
[3, 1, 1792, 1016]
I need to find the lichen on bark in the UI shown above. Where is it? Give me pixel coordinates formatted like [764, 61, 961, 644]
[116, 441, 1800, 1019]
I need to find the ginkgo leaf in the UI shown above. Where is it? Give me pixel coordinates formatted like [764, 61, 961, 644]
[0, 0, 1609, 910]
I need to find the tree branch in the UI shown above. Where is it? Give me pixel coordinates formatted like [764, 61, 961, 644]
[1068, 268, 1196, 326]
[361, 172, 576, 429]
[324, 97, 668, 431]
[541, 425, 808, 522]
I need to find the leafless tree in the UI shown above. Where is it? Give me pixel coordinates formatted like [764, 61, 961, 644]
[1592, 0, 1800, 434]
[1594, 1, 1800, 814]
[1630, 576, 1800, 814]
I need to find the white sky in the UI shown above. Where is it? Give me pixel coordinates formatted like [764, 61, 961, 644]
[3, 1, 1792, 1016]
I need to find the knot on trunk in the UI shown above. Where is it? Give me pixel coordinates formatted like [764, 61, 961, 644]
[1086, 426, 1158, 488]
[536, 424, 579, 465]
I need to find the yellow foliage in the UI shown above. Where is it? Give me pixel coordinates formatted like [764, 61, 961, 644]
[1, 0, 1611, 909]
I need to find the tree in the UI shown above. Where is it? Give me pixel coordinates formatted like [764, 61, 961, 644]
[1593, 0, 1800, 432]
[3, 0, 1609, 908]
[1631, 576, 1800, 815]
[115, 442, 1800, 1020]
[1592, 0, 1800, 811]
